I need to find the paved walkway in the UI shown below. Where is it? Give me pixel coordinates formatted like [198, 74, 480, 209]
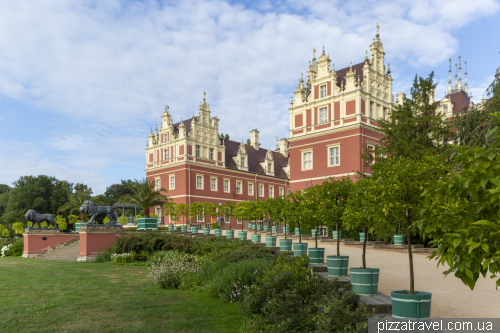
[226, 230, 500, 318]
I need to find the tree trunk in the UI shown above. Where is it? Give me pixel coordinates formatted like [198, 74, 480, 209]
[406, 216, 414, 294]
[80, 213, 86, 223]
[144, 209, 149, 217]
[298, 223, 302, 243]
[362, 227, 367, 269]
[336, 223, 340, 257]
[270, 220, 273, 236]
[284, 221, 287, 239]
[315, 225, 318, 248]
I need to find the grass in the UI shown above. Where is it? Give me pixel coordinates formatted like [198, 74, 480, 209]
[0, 257, 241, 332]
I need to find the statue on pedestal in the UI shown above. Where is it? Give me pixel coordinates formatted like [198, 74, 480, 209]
[24, 210, 58, 229]
[79, 200, 118, 225]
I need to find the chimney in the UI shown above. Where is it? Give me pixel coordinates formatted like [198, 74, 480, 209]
[249, 129, 260, 149]
[279, 138, 288, 157]
[397, 92, 405, 106]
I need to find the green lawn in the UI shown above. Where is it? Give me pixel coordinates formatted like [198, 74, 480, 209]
[0, 257, 241, 332]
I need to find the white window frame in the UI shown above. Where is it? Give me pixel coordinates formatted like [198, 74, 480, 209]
[267, 163, 272, 172]
[301, 149, 313, 171]
[259, 185, 264, 197]
[210, 177, 217, 191]
[248, 182, 254, 195]
[279, 187, 284, 196]
[197, 214, 204, 222]
[223, 179, 230, 193]
[320, 85, 327, 98]
[164, 148, 169, 160]
[240, 157, 245, 167]
[196, 174, 204, 189]
[269, 186, 274, 198]
[236, 181, 242, 194]
[367, 144, 376, 165]
[237, 218, 242, 224]
[209, 148, 214, 160]
[169, 175, 175, 190]
[155, 178, 161, 191]
[327, 144, 340, 167]
[319, 107, 328, 124]
[224, 214, 230, 222]
[196, 145, 200, 158]
[164, 134, 168, 142]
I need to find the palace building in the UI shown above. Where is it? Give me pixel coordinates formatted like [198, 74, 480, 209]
[145, 25, 475, 228]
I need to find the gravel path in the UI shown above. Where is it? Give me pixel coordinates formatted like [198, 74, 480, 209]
[229, 231, 500, 318]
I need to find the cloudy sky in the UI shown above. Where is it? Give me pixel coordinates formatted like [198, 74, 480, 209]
[0, 0, 499, 194]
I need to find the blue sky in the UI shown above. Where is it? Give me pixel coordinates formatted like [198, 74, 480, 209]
[1, 0, 499, 194]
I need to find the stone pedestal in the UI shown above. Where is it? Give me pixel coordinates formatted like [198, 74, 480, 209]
[78, 224, 125, 262]
[23, 229, 79, 258]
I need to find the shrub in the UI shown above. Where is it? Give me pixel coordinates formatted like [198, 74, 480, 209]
[124, 227, 138, 231]
[111, 253, 134, 264]
[118, 215, 128, 224]
[1, 244, 12, 257]
[68, 214, 79, 224]
[211, 223, 219, 229]
[12, 222, 24, 236]
[5, 238, 24, 257]
[95, 250, 112, 263]
[148, 251, 204, 289]
[215, 244, 277, 263]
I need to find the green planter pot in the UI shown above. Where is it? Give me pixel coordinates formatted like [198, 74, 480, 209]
[191, 227, 199, 233]
[311, 229, 317, 237]
[295, 228, 301, 235]
[391, 290, 432, 319]
[272, 226, 278, 233]
[203, 228, 211, 235]
[75, 223, 83, 232]
[214, 229, 222, 236]
[168, 224, 175, 230]
[256, 224, 263, 231]
[394, 235, 404, 245]
[279, 238, 293, 251]
[238, 231, 247, 240]
[265, 236, 277, 247]
[332, 230, 342, 239]
[308, 247, 325, 264]
[180, 226, 187, 232]
[263, 226, 270, 232]
[293, 242, 308, 256]
[137, 218, 158, 230]
[350, 267, 380, 296]
[251, 234, 261, 243]
[226, 230, 235, 238]
[248, 223, 254, 230]
[359, 232, 369, 242]
[283, 226, 290, 234]
[327, 255, 349, 276]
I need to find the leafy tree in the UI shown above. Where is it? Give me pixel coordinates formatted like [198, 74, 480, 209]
[285, 191, 305, 243]
[1, 225, 10, 237]
[373, 156, 449, 294]
[118, 215, 128, 224]
[188, 202, 205, 226]
[263, 196, 287, 237]
[233, 200, 264, 232]
[74, 183, 92, 195]
[163, 202, 178, 224]
[372, 72, 453, 162]
[118, 179, 168, 217]
[104, 179, 140, 206]
[222, 202, 235, 230]
[318, 177, 353, 256]
[300, 185, 323, 248]
[12, 222, 24, 236]
[58, 189, 92, 222]
[175, 203, 190, 225]
[0, 184, 10, 195]
[203, 202, 218, 226]
[56, 215, 67, 231]
[420, 114, 500, 290]
[1, 175, 73, 226]
[0, 190, 9, 221]
[219, 133, 230, 140]
[68, 214, 79, 225]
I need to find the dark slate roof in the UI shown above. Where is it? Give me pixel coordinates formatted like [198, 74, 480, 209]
[448, 90, 471, 114]
[222, 139, 289, 179]
[172, 117, 195, 134]
[335, 62, 365, 87]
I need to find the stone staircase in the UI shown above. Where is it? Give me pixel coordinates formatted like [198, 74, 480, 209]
[36, 240, 80, 262]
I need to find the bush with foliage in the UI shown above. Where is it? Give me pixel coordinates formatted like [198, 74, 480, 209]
[1, 244, 12, 257]
[211, 223, 219, 229]
[111, 253, 134, 264]
[3, 238, 23, 257]
[12, 222, 24, 236]
[148, 251, 204, 289]
[95, 250, 112, 263]
[118, 215, 128, 224]
[68, 214, 79, 225]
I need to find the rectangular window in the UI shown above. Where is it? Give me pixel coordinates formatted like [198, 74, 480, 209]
[236, 181, 242, 194]
[211, 177, 217, 191]
[370, 103, 373, 118]
[209, 148, 214, 160]
[319, 107, 328, 123]
[248, 183, 253, 195]
[269, 186, 274, 198]
[259, 185, 264, 197]
[279, 188, 284, 196]
[382, 107, 386, 119]
[267, 163, 272, 172]
[303, 152, 312, 170]
[196, 145, 200, 157]
[320, 85, 326, 98]
[241, 157, 245, 167]
[196, 175, 203, 189]
[237, 218, 242, 224]
[164, 134, 168, 142]
[155, 179, 160, 191]
[164, 148, 169, 160]
[197, 214, 204, 222]
[224, 179, 230, 193]
[169, 175, 175, 189]
[224, 214, 230, 222]
[329, 147, 340, 166]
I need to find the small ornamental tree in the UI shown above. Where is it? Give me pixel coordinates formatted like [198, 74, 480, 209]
[286, 191, 304, 243]
[118, 179, 168, 217]
[188, 202, 205, 226]
[175, 203, 190, 225]
[203, 202, 218, 227]
[264, 196, 287, 238]
[118, 215, 128, 224]
[56, 215, 67, 231]
[12, 222, 24, 236]
[301, 185, 323, 248]
[319, 177, 353, 256]
[222, 202, 235, 230]
[163, 202, 178, 224]
[373, 155, 449, 294]
[232, 203, 246, 231]
[68, 214, 79, 225]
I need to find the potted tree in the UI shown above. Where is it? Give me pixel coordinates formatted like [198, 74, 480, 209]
[321, 177, 353, 276]
[163, 201, 177, 230]
[289, 191, 307, 256]
[223, 202, 236, 238]
[248, 200, 264, 243]
[232, 202, 248, 240]
[118, 179, 168, 230]
[175, 203, 189, 232]
[203, 202, 218, 235]
[301, 185, 325, 264]
[343, 177, 385, 296]
[188, 202, 205, 234]
[263, 197, 278, 247]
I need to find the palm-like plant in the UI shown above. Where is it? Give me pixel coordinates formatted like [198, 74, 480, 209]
[58, 189, 92, 222]
[118, 179, 168, 217]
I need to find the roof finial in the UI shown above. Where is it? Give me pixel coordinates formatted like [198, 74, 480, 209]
[290, 96, 294, 106]
[455, 63, 458, 89]
[387, 63, 391, 75]
[276, 137, 279, 150]
[300, 73, 304, 84]
[448, 58, 452, 93]
[458, 56, 462, 90]
[155, 124, 158, 132]
[312, 47, 316, 61]
[365, 50, 368, 62]
[322, 46, 325, 55]
[350, 61, 352, 71]
[464, 60, 468, 93]
[203, 91, 206, 102]
[376, 23, 380, 38]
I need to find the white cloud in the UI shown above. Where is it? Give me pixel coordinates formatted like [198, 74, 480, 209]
[0, 0, 498, 191]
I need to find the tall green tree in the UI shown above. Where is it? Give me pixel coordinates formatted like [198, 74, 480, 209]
[74, 183, 92, 195]
[104, 179, 140, 205]
[222, 201, 235, 230]
[373, 72, 453, 162]
[1, 175, 73, 226]
[118, 179, 168, 217]
[300, 185, 323, 248]
[58, 189, 93, 222]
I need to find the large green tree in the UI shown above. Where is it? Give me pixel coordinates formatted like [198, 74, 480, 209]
[1, 175, 73, 226]
[373, 72, 453, 162]
[104, 179, 140, 206]
[58, 189, 93, 222]
[118, 179, 168, 217]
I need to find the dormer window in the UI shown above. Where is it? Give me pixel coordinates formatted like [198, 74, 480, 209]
[241, 157, 245, 167]
[268, 163, 272, 172]
[319, 107, 328, 123]
[320, 85, 327, 98]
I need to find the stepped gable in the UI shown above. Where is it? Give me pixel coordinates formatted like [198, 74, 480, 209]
[335, 62, 365, 87]
[446, 90, 471, 114]
[223, 139, 289, 179]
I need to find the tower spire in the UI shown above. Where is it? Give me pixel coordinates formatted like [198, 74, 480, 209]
[454, 63, 458, 89]
[448, 58, 452, 94]
[375, 23, 380, 39]
[464, 60, 468, 93]
[458, 56, 462, 91]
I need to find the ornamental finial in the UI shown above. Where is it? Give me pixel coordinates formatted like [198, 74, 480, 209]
[376, 23, 380, 38]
